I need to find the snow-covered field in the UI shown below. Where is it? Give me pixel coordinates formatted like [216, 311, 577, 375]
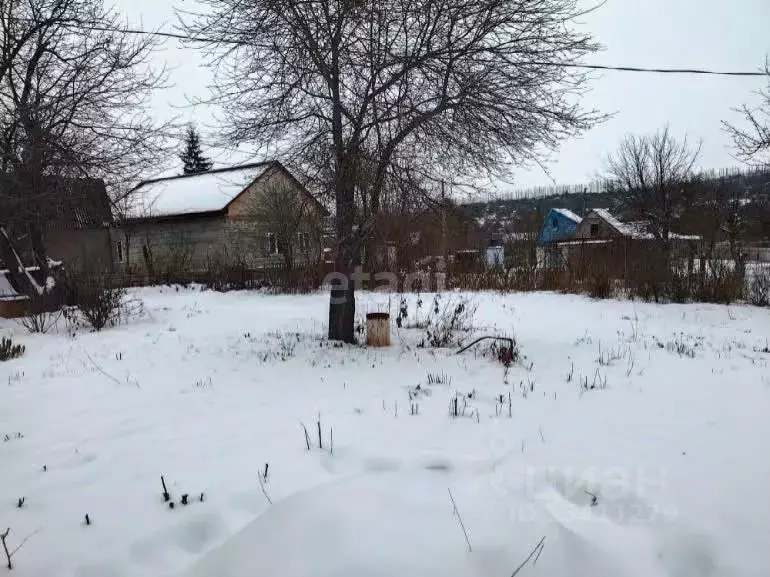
[1, 288, 769, 577]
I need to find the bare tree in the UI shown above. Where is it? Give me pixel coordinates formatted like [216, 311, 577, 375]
[686, 176, 747, 288]
[247, 178, 323, 272]
[0, 0, 171, 295]
[183, 0, 603, 342]
[724, 61, 770, 164]
[606, 126, 701, 249]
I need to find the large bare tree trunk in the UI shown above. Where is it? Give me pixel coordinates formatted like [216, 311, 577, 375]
[328, 270, 355, 343]
[328, 177, 357, 343]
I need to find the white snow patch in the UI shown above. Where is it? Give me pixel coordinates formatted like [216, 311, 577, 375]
[0, 288, 769, 577]
[553, 208, 583, 223]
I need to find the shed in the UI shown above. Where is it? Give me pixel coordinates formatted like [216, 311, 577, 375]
[0, 175, 114, 270]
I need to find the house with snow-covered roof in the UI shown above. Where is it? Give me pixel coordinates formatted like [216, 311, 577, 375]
[113, 161, 328, 280]
[573, 209, 700, 243]
[537, 208, 701, 273]
[536, 207, 583, 245]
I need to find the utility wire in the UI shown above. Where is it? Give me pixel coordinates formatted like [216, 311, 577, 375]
[60, 22, 768, 78]
[551, 62, 766, 77]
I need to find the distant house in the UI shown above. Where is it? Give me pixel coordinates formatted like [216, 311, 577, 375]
[535, 208, 583, 269]
[114, 162, 328, 279]
[573, 209, 700, 245]
[540, 208, 702, 276]
[536, 208, 582, 245]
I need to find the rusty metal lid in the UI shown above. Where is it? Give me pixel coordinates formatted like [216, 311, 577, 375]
[366, 312, 390, 320]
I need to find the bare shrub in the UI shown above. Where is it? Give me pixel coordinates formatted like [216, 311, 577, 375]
[159, 236, 194, 285]
[61, 267, 138, 331]
[419, 294, 477, 348]
[261, 265, 323, 294]
[18, 296, 62, 334]
[667, 268, 692, 304]
[696, 259, 742, 305]
[747, 267, 770, 307]
[396, 295, 430, 330]
[204, 248, 256, 292]
[19, 306, 61, 334]
[584, 267, 612, 299]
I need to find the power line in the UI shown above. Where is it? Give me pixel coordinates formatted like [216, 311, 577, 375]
[64, 22, 768, 78]
[554, 62, 766, 77]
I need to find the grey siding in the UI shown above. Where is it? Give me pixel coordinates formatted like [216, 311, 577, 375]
[114, 216, 321, 276]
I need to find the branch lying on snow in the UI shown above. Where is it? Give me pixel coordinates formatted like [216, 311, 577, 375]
[0, 528, 9, 570]
[1, 526, 42, 570]
[510, 536, 546, 576]
[258, 472, 272, 505]
[83, 350, 139, 388]
[448, 488, 472, 553]
[300, 423, 311, 450]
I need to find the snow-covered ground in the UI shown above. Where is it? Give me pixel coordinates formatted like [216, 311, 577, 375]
[1, 288, 769, 577]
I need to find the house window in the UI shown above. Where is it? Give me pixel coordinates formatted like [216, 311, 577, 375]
[297, 232, 310, 252]
[551, 217, 558, 229]
[590, 223, 599, 237]
[266, 232, 279, 255]
[115, 240, 124, 263]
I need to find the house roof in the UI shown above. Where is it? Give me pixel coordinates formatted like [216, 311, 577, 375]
[122, 162, 273, 220]
[552, 208, 582, 224]
[591, 208, 635, 236]
[590, 209, 700, 241]
[122, 161, 327, 221]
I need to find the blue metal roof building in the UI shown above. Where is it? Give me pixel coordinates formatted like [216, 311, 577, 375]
[536, 208, 583, 245]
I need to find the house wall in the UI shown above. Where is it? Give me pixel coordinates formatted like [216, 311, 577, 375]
[573, 213, 622, 240]
[537, 210, 580, 245]
[114, 168, 326, 278]
[226, 165, 301, 219]
[45, 227, 113, 270]
[115, 216, 293, 274]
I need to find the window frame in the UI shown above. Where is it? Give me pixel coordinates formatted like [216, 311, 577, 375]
[115, 239, 124, 263]
[266, 232, 279, 255]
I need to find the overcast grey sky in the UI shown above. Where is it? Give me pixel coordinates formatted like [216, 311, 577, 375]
[122, 0, 770, 192]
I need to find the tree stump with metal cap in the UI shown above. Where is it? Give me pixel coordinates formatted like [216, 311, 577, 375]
[365, 312, 391, 347]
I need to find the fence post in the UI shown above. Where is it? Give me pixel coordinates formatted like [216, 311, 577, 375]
[624, 238, 627, 287]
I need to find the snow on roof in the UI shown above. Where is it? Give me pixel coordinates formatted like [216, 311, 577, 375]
[670, 233, 702, 240]
[591, 209, 701, 241]
[592, 208, 634, 236]
[124, 163, 273, 219]
[557, 239, 613, 246]
[553, 208, 582, 223]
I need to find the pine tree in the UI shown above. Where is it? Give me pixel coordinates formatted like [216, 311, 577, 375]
[180, 125, 213, 175]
